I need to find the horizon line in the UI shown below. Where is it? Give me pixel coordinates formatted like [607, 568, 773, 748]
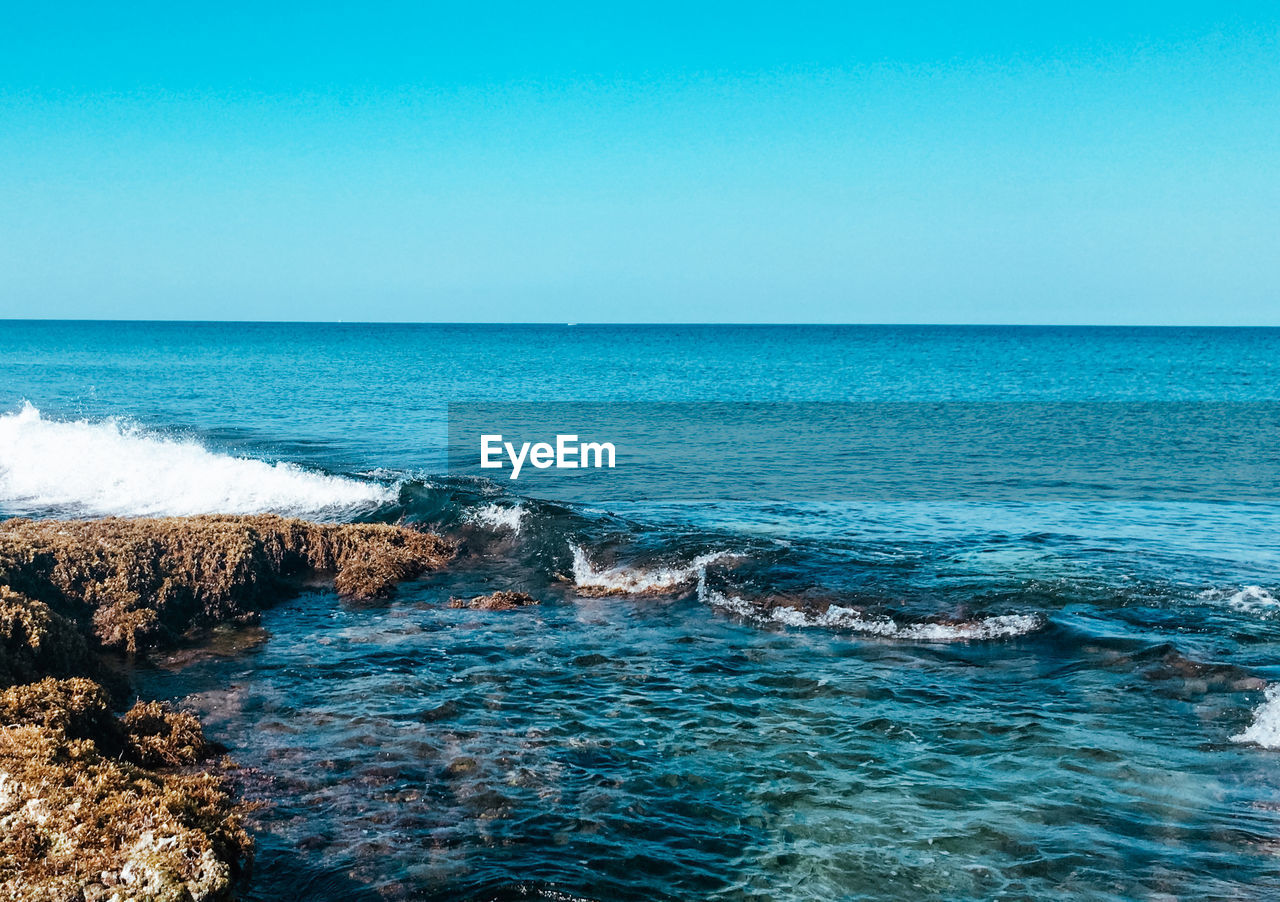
[3, 318, 1280, 329]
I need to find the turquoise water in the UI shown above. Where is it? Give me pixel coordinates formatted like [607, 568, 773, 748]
[2, 322, 1280, 899]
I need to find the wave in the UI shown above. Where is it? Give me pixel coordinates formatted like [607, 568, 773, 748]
[466, 502, 528, 534]
[571, 544, 737, 596]
[697, 579, 1041, 641]
[570, 540, 1042, 640]
[1232, 685, 1280, 749]
[0, 403, 393, 519]
[1199, 585, 1280, 613]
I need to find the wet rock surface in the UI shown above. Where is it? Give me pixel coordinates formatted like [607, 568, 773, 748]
[446, 591, 539, 611]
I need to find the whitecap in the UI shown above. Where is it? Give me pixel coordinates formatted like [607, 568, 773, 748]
[571, 544, 736, 595]
[1225, 586, 1279, 611]
[698, 576, 1041, 641]
[1233, 685, 1280, 749]
[0, 402, 393, 519]
[466, 502, 528, 534]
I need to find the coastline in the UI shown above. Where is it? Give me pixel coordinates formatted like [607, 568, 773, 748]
[0, 515, 454, 901]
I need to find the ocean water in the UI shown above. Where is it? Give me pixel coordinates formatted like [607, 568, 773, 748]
[3, 321, 1280, 900]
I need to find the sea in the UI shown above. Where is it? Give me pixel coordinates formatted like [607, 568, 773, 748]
[2, 321, 1280, 901]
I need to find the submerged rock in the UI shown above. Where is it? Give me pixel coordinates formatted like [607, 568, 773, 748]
[447, 591, 539, 611]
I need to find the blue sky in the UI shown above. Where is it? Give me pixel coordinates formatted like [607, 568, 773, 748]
[1, 2, 1277, 323]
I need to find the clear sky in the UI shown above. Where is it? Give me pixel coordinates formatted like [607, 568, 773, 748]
[1, 2, 1277, 324]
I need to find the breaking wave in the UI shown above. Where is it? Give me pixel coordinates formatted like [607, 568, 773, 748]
[1200, 585, 1280, 613]
[1233, 685, 1280, 749]
[0, 403, 394, 519]
[466, 502, 528, 534]
[697, 578, 1042, 641]
[571, 544, 738, 595]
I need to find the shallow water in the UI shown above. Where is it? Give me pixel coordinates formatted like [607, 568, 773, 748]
[136, 574, 1280, 901]
[4, 323, 1280, 899]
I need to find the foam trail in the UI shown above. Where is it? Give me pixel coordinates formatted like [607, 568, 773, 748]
[697, 576, 1041, 641]
[572, 544, 736, 595]
[1233, 685, 1280, 749]
[0, 403, 393, 519]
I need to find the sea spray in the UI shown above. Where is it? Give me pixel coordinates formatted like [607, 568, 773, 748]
[1233, 685, 1280, 749]
[465, 502, 528, 534]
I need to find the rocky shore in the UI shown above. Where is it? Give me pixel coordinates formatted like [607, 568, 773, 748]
[0, 515, 454, 901]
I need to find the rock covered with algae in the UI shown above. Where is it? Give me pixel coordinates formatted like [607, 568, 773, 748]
[0, 514, 455, 653]
[0, 515, 455, 900]
[0, 679, 247, 902]
[446, 590, 539, 611]
[0, 586, 95, 686]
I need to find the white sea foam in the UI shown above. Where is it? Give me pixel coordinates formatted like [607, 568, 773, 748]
[1214, 585, 1280, 612]
[0, 403, 393, 519]
[466, 502, 527, 534]
[1233, 685, 1280, 749]
[697, 576, 1041, 641]
[571, 544, 736, 595]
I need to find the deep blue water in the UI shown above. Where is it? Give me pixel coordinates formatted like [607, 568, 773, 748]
[2, 322, 1280, 900]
